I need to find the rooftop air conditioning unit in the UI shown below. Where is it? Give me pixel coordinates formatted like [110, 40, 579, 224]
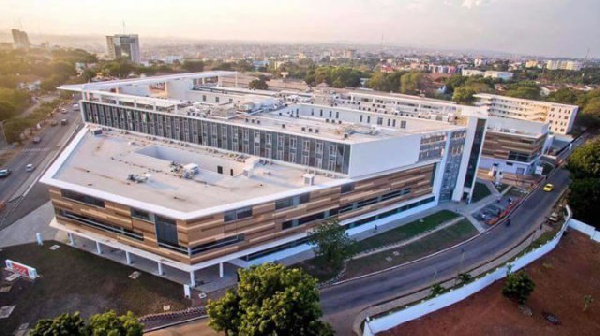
[303, 174, 316, 186]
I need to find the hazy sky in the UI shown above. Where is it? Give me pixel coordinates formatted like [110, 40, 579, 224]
[1, 0, 599, 57]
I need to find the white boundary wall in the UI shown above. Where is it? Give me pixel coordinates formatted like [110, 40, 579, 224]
[569, 219, 600, 242]
[363, 206, 572, 336]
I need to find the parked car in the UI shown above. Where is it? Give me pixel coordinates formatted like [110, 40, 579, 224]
[60, 108, 68, 114]
[50, 120, 59, 126]
[543, 183, 555, 192]
[32, 136, 42, 144]
[26, 164, 35, 172]
[60, 118, 68, 125]
[0, 169, 12, 178]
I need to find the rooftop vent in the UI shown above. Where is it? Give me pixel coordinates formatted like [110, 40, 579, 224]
[303, 174, 316, 186]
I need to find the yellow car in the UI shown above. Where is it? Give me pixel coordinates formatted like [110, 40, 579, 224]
[543, 183, 555, 192]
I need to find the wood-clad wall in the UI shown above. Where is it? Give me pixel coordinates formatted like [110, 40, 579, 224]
[49, 163, 435, 264]
[481, 131, 545, 160]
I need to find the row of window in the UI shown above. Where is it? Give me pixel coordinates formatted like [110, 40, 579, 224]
[59, 210, 143, 241]
[242, 196, 436, 262]
[61, 190, 106, 208]
[282, 187, 413, 231]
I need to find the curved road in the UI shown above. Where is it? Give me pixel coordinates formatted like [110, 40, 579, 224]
[320, 168, 570, 333]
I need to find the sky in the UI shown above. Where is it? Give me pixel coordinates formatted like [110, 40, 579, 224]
[1, 0, 599, 58]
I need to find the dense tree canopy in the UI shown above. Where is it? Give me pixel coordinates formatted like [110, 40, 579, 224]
[502, 271, 536, 305]
[249, 78, 269, 90]
[308, 219, 355, 270]
[31, 311, 143, 336]
[567, 137, 600, 227]
[207, 263, 333, 336]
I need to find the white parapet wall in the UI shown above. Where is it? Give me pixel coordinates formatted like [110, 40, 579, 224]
[569, 218, 600, 242]
[363, 206, 572, 336]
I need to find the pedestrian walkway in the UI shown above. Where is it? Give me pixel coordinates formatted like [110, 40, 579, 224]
[0, 202, 62, 248]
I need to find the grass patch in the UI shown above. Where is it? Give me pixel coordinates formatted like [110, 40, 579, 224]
[296, 210, 461, 282]
[356, 210, 460, 253]
[295, 257, 341, 282]
[471, 182, 492, 203]
[0, 241, 189, 334]
[344, 220, 478, 279]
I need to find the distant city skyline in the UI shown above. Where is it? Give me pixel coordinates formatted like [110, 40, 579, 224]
[1, 0, 598, 58]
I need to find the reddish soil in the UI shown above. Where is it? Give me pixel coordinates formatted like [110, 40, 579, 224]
[381, 231, 600, 336]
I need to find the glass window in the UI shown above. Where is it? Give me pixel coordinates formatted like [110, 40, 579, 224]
[61, 189, 105, 208]
[131, 208, 151, 221]
[341, 183, 355, 194]
[224, 206, 253, 222]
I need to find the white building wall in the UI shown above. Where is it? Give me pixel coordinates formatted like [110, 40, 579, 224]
[347, 135, 421, 177]
[117, 85, 150, 97]
[165, 79, 194, 100]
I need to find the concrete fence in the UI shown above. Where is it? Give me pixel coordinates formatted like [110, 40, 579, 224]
[363, 206, 572, 336]
[569, 218, 600, 242]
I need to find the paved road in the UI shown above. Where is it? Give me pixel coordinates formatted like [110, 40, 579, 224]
[0, 102, 82, 228]
[319, 167, 570, 334]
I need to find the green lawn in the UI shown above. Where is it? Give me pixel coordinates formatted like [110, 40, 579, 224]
[471, 182, 492, 203]
[344, 219, 478, 279]
[356, 210, 460, 252]
[0, 242, 189, 334]
[295, 211, 462, 282]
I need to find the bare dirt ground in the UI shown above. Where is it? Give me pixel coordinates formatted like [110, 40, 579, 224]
[382, 230, 600, 336]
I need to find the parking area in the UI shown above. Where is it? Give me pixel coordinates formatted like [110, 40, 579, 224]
[471, 188, 527, 225]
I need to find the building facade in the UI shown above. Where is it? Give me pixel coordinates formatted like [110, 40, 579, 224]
[474, 93, 578, 135]
[47, 72, 479, 286]
[11, 29, 30, 49]
[106, 34, 141, 63]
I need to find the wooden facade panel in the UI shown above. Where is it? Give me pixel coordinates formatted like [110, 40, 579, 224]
[49, 162, 437, 265]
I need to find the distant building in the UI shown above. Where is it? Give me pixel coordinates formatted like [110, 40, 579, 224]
[106, 34, 141, 63]
[11, 29, 30, 49]
[474, 58, 488, 67]
[462, 70, 513, 81]
[546, 60, 583, 71]
[474, 93, 578, 135]
[343, 49, 356, 59]
[525, 60, 539, 68]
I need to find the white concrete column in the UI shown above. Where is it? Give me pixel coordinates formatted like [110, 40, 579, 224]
[68, 233, 75, 246]
[157, 261, 164, 276]
[190, 271, 196, 287]
[219, 262, 224, 278]
[125, 251, 132, 264]
[95, 241, 102, 254]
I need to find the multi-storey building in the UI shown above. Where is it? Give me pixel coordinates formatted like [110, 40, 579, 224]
[474, 93, 578, 135]
[461, 70, 513, 81]
[106, 34, 141, 63]
[11, 29, 30, 49]
[46, 72, 482, 286]
[546, 60, 584, 71]
[479, 117, 550, 176]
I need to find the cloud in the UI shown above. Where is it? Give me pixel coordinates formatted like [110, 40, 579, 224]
[462, 0, 484, 8]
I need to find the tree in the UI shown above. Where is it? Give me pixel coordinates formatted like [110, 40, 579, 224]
[429, 283, 446, 298]
[452, 86, 478, 104]
[88, 310, 143, 336]
[568, 178, 600, 226]
[547, 88, 580, 104]
[0, 100, 16, 121]
[207, 263, 333, 336]
[567, 137, 600, 179]
[182, 60, 205, 73]
[502, 271, 535, 305]
[582, 98, 600, 122]
[31, 311, 143, 336]
[457, 273, 474, 285]
[308, 219, 355, 270]
[31, 312, 88, 336]
[584, 294, 594, 311]
[207, 289, 241, 335]
[249, 78, 268, 90]
[400, 72, 422, 94]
